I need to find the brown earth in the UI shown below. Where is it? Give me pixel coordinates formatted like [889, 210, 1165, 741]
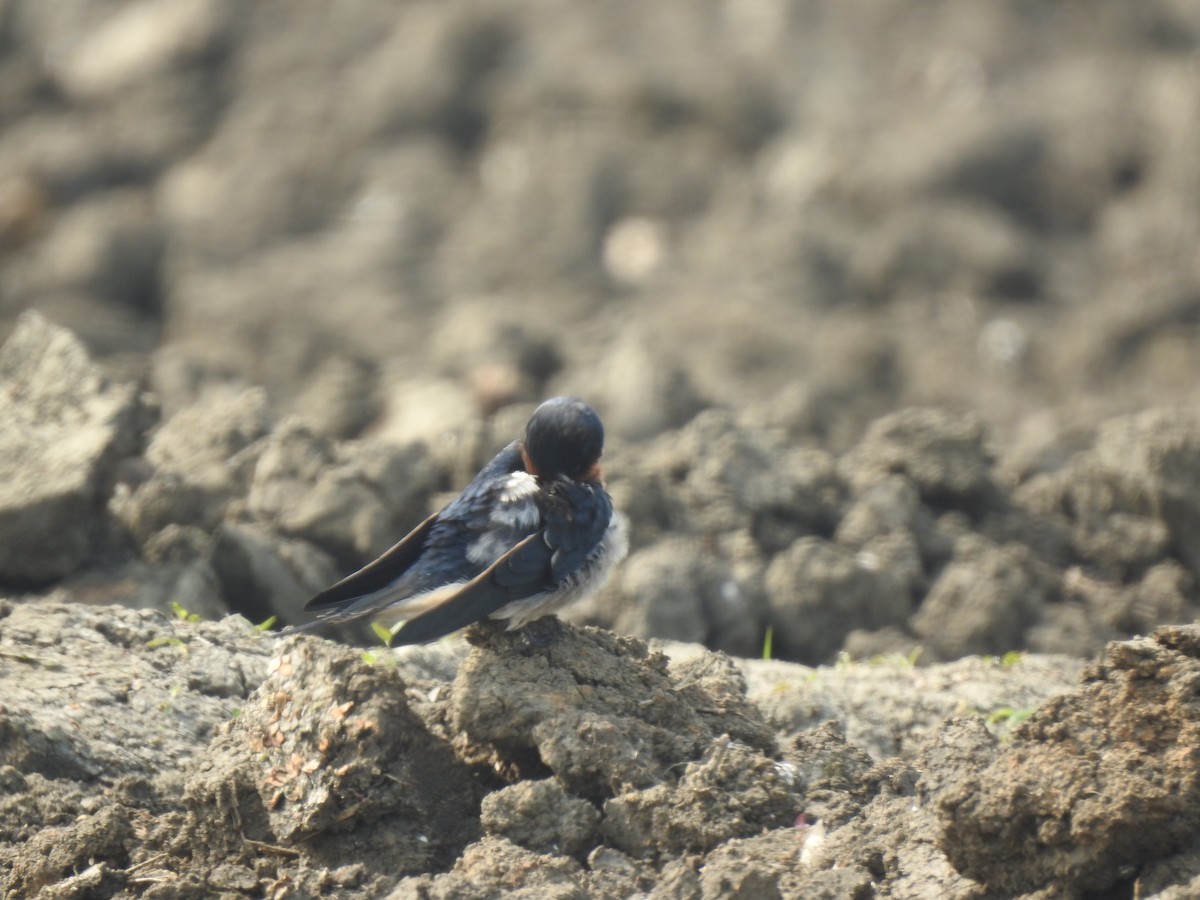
[7, 599, 1200, 898]
[3, 0, 1200, 896]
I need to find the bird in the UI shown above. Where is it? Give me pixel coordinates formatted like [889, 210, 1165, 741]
[285, 396, 627, 645]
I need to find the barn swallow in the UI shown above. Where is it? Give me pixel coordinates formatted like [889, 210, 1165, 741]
[285, 397, 627, 645]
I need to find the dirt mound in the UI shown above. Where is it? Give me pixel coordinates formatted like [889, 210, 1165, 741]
[934, 625, 1200, 895]
[5, 599, 1200, 897]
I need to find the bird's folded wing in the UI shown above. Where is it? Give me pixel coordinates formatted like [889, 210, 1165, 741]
[392, 530, 557, 644]
[544, 483, 613, 580]
[304, 512, 440, 611]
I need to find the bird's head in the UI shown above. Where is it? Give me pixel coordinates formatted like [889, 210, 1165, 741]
[521, 396, 605, 482]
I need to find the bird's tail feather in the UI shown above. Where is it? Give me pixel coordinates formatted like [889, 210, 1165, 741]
[277, 582, 466, 637]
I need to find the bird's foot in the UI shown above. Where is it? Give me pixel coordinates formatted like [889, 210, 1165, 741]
[519, 615, 566, 648]
[464, 618, 508, 647]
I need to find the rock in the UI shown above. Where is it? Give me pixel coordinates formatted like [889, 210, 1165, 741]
[601, 737, 802, 857]
[811, 733, 977, 898]
[146, 384, 269, 473]
[5, 806, 134, 898]
[449, 620, 775, 800]
[765, 537, 909, 663]
[388, 836, 588, 900]
[480, 779, 600, 858]
[246, 418, 432, 566]
[668, 650, 779, 752]
[834, 474, 928, 551]
[660, 411, 845, 545]
[933, 625, 1200, 895]
[1094, 410, 1200, 578]
[840, 624, 924, 663]
[291, 354, 381, 439]
[1127, 561, 1198, 634]
[611, 538, 708, 644]
[698, 532, 769, 658]
[184, 636, 479, 874]
[856, 529, 925, 603]
[372, 378, 478, 448]
[840, 409, 995, 512]
[698, 828, 874, 900]
[51, 0, 231, 101]
[911, 536, 1055, 659]
[1014, 450, 1171, 581]
[208, 522, 339, 626]
[781, 722, 880, 820]
[585, 847, 654, 898]
[0, 312, 143, 583]
[110, 387, 271, 543]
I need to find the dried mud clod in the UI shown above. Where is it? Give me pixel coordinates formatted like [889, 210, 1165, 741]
[932, 624, 1200, 895]
[394, 621, 829, 896]
[480, 778, 601, 858]
[600, 737, 803, 858]
[182, 637, 480, 881]
[450, 620, 778, 801]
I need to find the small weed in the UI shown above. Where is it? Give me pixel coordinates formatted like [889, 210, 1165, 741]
[865, 646, 925, 668]
[986, 706, 1032, 726]
[255, 615, 278, 631]
[999, 650, 1023, 669]
[146, 636, 188, 651]
[986, 706, 1034, 741]
[361, 649, 398, 668]
[371, 621, 396, 648]
[171, 602, 202, 623]
[761, 626, 774, 661]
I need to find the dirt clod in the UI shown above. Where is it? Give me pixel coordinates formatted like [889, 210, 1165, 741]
[934, 625, 1200, 895]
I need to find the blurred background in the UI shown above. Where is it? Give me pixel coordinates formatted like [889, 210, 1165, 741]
[3, 0, 1199, 443]
[3, 0, 1200, 662]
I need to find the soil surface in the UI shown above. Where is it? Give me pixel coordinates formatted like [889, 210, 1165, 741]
[3, 0, 1200, 896]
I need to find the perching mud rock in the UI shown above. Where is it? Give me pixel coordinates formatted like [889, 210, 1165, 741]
[449, 619, 777, 800]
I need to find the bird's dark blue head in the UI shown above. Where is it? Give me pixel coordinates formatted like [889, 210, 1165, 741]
[522, 397, 605, 481]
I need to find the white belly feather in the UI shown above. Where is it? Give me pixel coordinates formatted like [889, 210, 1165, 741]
[493, 510, 629, 628]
